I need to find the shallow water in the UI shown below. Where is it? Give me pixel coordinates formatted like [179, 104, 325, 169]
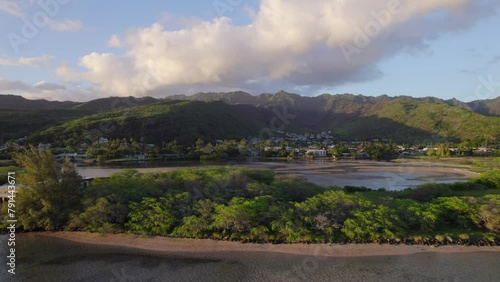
[1, 234, 499, 282]
[76, 161, 471, 190]
[305, 172, 467, 190]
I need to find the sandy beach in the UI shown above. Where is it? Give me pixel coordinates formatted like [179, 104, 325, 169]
[37, 232, 500, 258]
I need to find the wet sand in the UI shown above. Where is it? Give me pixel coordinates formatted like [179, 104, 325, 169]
[38, 232, 499, 258]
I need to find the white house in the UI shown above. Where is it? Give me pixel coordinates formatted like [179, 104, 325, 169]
[306, 149, 327, 157]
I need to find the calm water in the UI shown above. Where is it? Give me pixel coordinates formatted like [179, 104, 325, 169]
[1, 234, 499, 282]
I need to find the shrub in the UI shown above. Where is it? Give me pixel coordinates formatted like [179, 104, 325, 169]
[472, 171, 500, 189]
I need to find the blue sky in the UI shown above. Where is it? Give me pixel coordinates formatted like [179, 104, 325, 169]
[0, 0, 499, 102]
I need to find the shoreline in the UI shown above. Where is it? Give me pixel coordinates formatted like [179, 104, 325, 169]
[35, 232, 500, 258]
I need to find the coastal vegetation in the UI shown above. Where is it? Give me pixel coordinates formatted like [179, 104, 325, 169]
[1, 147, 498, 245]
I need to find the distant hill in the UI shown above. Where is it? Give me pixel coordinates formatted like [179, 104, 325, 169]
[0, 94, 77, 110]
[170, 91, 500, 117]
[0, 109, 91, 141]
[2, 92, 499, 144]
[72, 96, 160, 112]
[35, 100, 269, 145]
[0, 94, 163, 112]
[444, 97, 500, 117]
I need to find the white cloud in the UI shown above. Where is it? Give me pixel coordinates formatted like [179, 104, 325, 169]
[47, 19, 83, 32]
[107, 35, 122, 48]
[55, 63, 80, 81]
[0, 78, 97, 101]
[0, 0, 22, 17]
[56, 0, 500, 98]
[0, 55, 51, 67]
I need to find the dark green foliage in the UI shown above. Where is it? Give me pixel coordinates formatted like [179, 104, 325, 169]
[342, 202, 400, 241]
[0, 109, 90, 141]
[400, 183, 453, 202]
[126, 193, 192, 235]
[270, 180, 326, 202]
[295, 191, 357, 240]
[66, 196, 128, 233]
[429, 197, 478, 229]
[12, 146, 82, 231]
[344, 186, 372, 193]
[472, 170, 500, 189]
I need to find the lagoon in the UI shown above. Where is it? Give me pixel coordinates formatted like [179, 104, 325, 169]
[76, 160, 476, 190]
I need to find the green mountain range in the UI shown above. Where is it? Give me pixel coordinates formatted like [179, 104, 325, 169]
[1, 92, 499, 145]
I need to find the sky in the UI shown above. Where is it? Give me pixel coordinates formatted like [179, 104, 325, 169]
[0, 0, 499, 102]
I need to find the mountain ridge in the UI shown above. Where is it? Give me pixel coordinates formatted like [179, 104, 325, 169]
[2, 92, 499, 117]
[1, 92, 499, 144]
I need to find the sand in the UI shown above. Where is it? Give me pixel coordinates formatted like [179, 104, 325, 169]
[37, 232, 500, 258]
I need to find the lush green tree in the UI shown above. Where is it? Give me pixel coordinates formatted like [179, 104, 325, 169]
[296, 191, 357, 240]
[14, 145, 82, 230]
[211, 196, 278, 241]
[430, 197, 478, 229]
[173, 199, 217, 238]
[66, 196, 127, 233]
[126, 192, 191, 235]
[342, 200, 400, 241]
[166, 140, 183, 157]
[472, 171, 500, 189]
[271, 208, 311, 242]
[238, 139, 248, 156]
[393, 199, 438, 234]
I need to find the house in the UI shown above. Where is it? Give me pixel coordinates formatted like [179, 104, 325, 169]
[306, 149, 327, 157]
[80, 177, 94, 188]
[99, 137, 109, 144]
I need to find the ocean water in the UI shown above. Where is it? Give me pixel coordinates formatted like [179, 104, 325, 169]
[1, 234, 499, 282]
